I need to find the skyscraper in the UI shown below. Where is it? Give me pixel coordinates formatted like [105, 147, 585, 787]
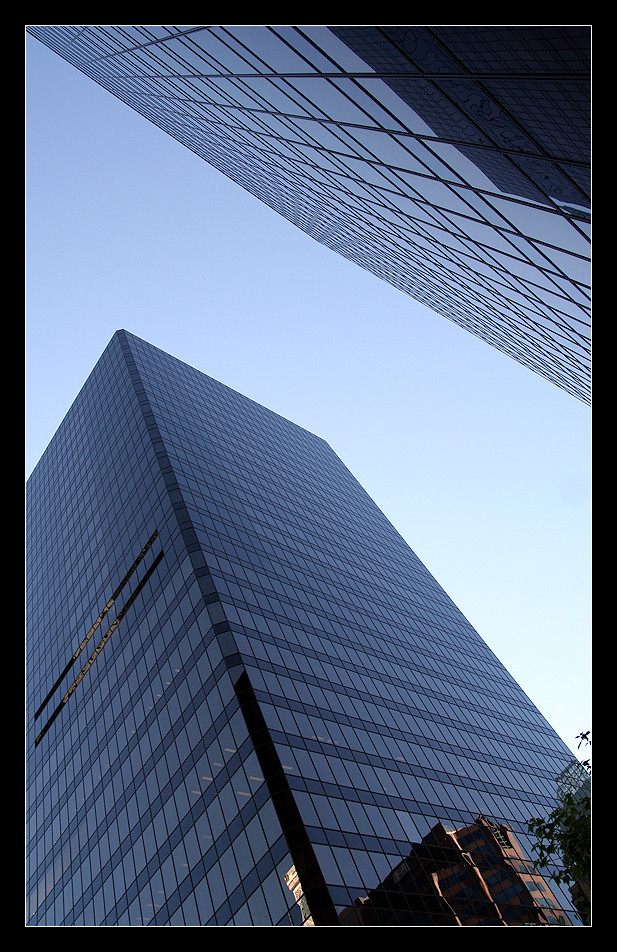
[26, 25, 591, 403]
[27, 330, 584, 926]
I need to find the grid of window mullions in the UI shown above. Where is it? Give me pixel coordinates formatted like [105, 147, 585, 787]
[29, 605, 244, 921]
[61, 24, 589, 216]
[98, 66, 584, 330]
[47, 24, 588, 338]
[235, 25, 587, 212]
[333, 25, 588, 194]
[37, 23, 590, 198]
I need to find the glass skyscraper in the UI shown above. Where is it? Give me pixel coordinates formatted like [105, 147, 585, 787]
[27, 330, 584, 926]
[26, 25, 591, 404]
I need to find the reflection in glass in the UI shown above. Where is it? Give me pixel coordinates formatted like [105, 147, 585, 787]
[287, 815, 574, 926]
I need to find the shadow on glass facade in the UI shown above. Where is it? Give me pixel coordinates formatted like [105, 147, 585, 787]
[26, 25, 590, 403]
[27, 330, 584, 925]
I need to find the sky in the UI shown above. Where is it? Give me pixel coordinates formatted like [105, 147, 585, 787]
[25, 34, 591, 758]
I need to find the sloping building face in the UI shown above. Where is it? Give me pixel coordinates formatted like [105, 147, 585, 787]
[27, 26, 591, 402]
[27, 331, 580, 925]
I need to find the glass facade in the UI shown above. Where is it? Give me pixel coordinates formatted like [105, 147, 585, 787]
[27, 330, 583, 926]
[26, 25, 590, 403]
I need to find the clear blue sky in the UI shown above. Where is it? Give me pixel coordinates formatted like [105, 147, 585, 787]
[26, 34, 591, 757]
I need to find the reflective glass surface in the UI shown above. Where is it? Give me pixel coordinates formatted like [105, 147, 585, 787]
[27, 331, 583, 925]
[26, 25, 591, 403]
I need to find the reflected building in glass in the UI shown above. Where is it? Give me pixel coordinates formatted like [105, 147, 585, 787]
[26, 25, 590, 403]
[27, 331, 583, 925]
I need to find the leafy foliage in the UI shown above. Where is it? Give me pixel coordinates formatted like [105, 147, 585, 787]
[526, 732, 590, 921]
